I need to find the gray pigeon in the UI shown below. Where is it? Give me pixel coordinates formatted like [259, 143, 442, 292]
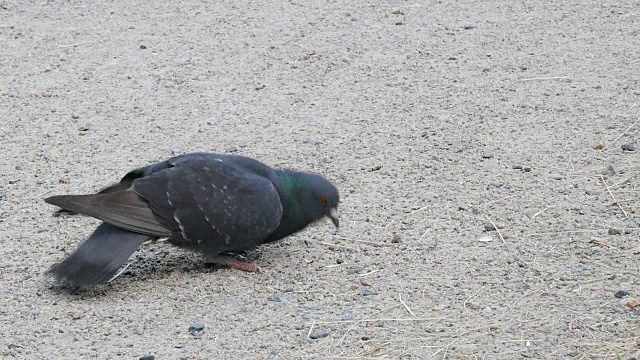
[46, 152, 339, 287]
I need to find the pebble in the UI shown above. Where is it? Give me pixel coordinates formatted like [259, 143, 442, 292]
[628, 350, 640, 360]
[512, 164, 523, 170]
[453, 344, 478, 353]
[336, 258, 344, 264]
[585, 190, 601, 196]
[362, 289, 376, 296]
[268, 296, 282, 302]
[284, 287, 293, 292]
[308, 329, 331, 339]
[483, 223, 497, 231]
[608, 228, 623, 235]
[621, 143, 636, 151]
[293, 324, 303, 330]
[463, 25, 476, 30]
[602, 164, 619, 176]
[224, 146, 238, 153]
[188, 322, 205, 335]
[549, 174, 563, 180]
[523, 167, 532, 172]
[69, 310, 83, 320]
[139, 44, 147, 49]
[481, 152, 493, 159]
[139, 355, 155, 360]
[614, 290, 629, 298]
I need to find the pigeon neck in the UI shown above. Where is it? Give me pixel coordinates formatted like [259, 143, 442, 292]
[266, 171, 307, 242]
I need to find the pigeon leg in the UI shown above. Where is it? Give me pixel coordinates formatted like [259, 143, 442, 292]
[203, 253, 264, 272]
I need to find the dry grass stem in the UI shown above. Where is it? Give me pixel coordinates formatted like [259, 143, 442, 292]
[599, 175, 628, 217]
[318, 241, 357, 251]
[57, 41, 94, 48]
[335, 236, 394, 247]
[399, 293, 416, 317]
[521, 76, 569, 81]
[108, 263, 130, 283]
[611, 116, 639, 143]
[418, 228, 431, 241]
[485, 215, 505, 243]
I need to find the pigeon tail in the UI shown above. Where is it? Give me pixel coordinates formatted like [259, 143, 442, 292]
[48, 222, 152, 287]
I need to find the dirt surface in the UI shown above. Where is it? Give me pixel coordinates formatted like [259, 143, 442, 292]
[1, 0, 640, 358]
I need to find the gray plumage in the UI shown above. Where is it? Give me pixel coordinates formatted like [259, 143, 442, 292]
[46, 152, 339, 287]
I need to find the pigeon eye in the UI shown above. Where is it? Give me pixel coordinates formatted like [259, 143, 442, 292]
[319, 196, 326, 205]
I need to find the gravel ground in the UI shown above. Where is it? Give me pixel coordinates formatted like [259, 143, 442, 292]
[1, 0, 640, 359]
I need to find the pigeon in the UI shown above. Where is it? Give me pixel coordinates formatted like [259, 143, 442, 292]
[45, 152, 339, 287]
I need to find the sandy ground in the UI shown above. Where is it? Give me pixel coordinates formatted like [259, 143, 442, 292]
[1, 0, 640, 358]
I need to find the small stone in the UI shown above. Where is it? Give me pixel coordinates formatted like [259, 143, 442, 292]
[625, 299, 640, 309]
[362, 289, 376, 296]
[255, 84, 266, 90]
[481, 152, 493, 159]
[224, 146, 238, 153]
[523, 167, 532, 172]
[549, 174, 563, 180]
[395, 21, 404, 25]
[69, 310, 83, 320]
[139, 355, 155, 360]
[484, 223, 496, 231]
[622, 143, 636, 151]
[608, 228, 623, 235]
[594, 143, 605, 150]
[308, 329, 331, 339]
[391, 9, 404, 15]
[336, 258, 344, 264]
[614, 290, 630, 298]
[284, 287, 293, 292]
[391, 234, 401, 243]
[628, 350, 640, 360]
[188, 323, 205, 335]
[268, 296, 282, 302]
[293, 324, 303, 330]
[602, 164, 619, 176]
[140, 44, 147, 49]
[512, 164, 523, 170]
[454, 344, 478, 353]
[463, 25, 476, 30]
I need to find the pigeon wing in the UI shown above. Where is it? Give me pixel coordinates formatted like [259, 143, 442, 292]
[45, 190, 172, 237]
[133, 156, 283, 251]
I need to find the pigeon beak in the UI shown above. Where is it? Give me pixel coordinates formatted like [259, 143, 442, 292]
[329, 207, 339, 227]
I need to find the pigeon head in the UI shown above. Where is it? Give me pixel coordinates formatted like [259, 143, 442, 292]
[277, 171, 340, 229]
[298, 173, 340, 227]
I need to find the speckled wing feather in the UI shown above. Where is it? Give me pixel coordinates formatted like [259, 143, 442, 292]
[133, 155, 283, 252]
